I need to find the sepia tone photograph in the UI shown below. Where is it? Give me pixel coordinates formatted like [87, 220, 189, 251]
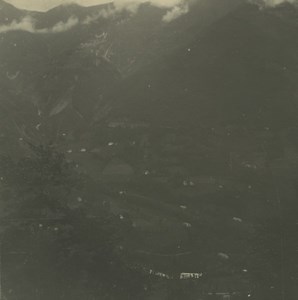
[0, 0, 297, 299]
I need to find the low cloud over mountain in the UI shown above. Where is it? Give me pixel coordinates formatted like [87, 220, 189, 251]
[4, 0, 191, 16]
[251, 0, 297, 6]
[5, 1, 189, 12]
[0, 0, 191, 34]
[0, 15, 80, 33]
[162, 4, 189, 22]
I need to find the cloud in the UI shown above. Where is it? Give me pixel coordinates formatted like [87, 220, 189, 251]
[0, 16, 36, 33]
[265, 0, 297, 5]
[82, 7, 116, 24]
[250, 0, 297, 6]
[5, 0, 190, 11]
[0, 16, 79, 34]
[0, 0, 190, 34]
[46, 16, 79, 32]
[4, 0, 110, 12]
[162, 4, 189, 22]
[82, 1, 190, 25]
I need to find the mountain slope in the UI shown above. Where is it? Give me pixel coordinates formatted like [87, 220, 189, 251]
[108, 2, 298, 129]
[0, 0, 244, 139]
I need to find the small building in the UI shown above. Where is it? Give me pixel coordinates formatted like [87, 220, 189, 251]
[180, 272, 203, 280]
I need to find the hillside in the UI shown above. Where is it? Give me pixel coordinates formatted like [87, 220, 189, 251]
[109, 2, 298, 130]
[1, 0, 298, 299]
[0, 0, 243, 137]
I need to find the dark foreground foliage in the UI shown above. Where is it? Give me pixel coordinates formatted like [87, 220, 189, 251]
[0, 143, 149, 300]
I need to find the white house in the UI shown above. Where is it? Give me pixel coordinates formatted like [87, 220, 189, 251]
[180, 272, 203, 280]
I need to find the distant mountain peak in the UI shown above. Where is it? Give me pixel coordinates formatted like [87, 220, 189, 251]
[0, 0, 112, 13]
[46, 1, 112, 13]
[0, 0, 15, 9]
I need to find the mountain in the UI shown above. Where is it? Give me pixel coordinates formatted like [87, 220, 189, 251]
[1, 1, 298, 299]
[108, 1, 298, 130]
[0, 0, 243, 140]
[0, 0, 25, 20]
[2, 0, 298, 137]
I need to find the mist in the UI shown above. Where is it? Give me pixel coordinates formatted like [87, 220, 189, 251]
[4, 0, 191, 12]
[0, 0, 190, 34]
[0, 16, 80, 33]
[253, 0, 298, 6]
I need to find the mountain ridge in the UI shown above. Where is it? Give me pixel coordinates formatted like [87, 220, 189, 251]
[0, 0, 112, 13]
[105, 1, 298, 129]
